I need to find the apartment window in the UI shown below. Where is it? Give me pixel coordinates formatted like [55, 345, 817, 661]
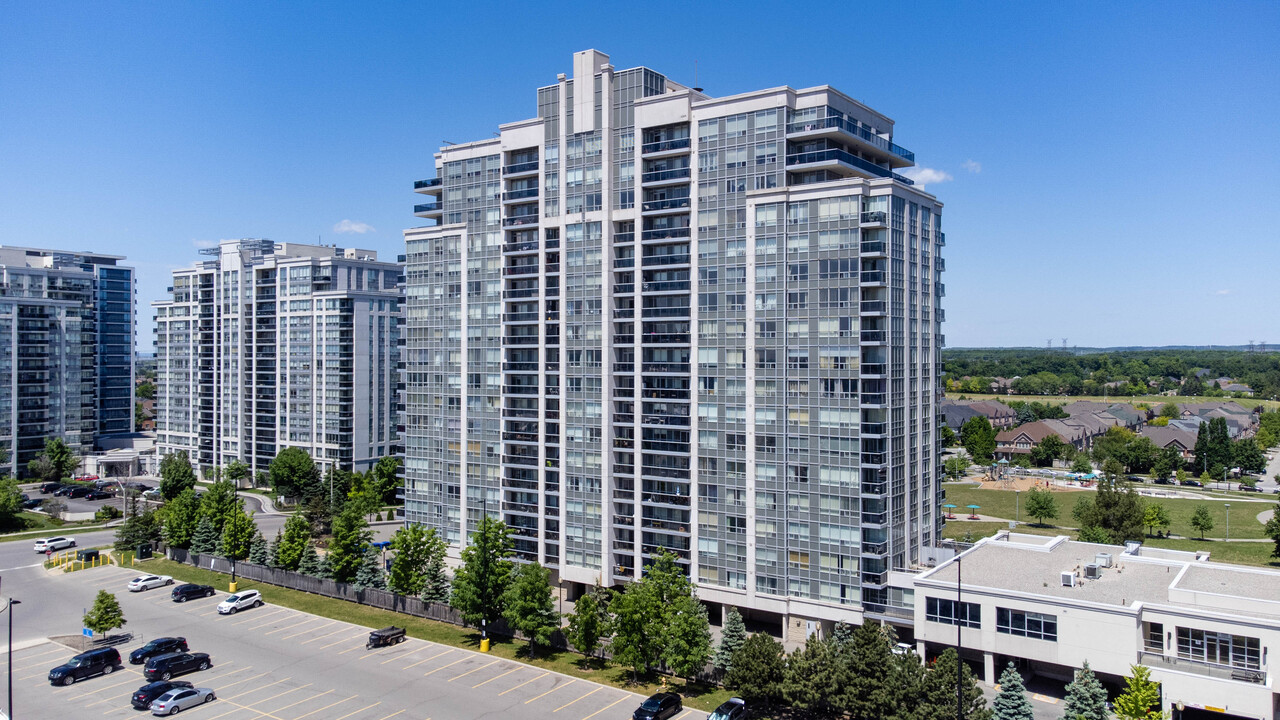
[1176, 628, 1260, 670]
[925, 597, 980, 628]
[996, 608, 1057, 641]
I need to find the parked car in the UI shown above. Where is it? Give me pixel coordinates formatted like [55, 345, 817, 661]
[33, 536, 75, 553]
[85, 489, 114, 500]
[1181, 479, 1204, 487]
[93, 479, 116, 489]
[150, 686, 216, 716]
[65, 486, 94, 499]
[171, 583, 216, 603]
[1125, 475, 1146, 483]
[131, 680, 194, 710]
[130, 637, 189, 665]
[1153, 477, 1173, 485]
[40, 482, 63, 494]
[708, 698, 746, 720]
[52, 485, 77, 497]
[21, 497, 43, 509]
[633, 692, 682, 720]
[47, 647, 121, 686]
[217, 590, 262, 615]
[142, 652, 212, 681]
[126, 482, 153, 492]
[1238, 483, 1263, 493]
[143, 488, 164, 500]
[129, 574, 175, 592]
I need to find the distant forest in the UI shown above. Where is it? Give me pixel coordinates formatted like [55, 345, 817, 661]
[942, 348, 1280, 400]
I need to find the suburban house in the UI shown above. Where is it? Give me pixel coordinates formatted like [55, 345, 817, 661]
[995, 420, 1087, 459]
[968, 400, 1018, 428]
[940, 401, 983, 431]
[1138, 425, 1198, 461]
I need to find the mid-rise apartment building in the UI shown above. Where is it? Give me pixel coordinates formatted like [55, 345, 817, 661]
[0, 246, 135, 475]
[154, 239, 402, 479]
[404, 50, 945, 633]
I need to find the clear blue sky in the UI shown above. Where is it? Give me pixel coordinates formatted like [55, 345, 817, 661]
[2, 1, 1277, 350]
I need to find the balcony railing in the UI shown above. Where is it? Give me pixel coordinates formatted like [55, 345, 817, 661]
[641, 227, 691, 241]
[785, 149, 914, 184]
[641, 137, 691, 154]
[641, 253, 690, 267]
[413, 178, 442, 190]
[1136, 652, 1265, 685]
[503, 215, 539, 227]
[502, 188, 539, 201]
[785, 116, 915, 162]
[860, 211, 888, 224]
[641, 167, 691, 183]
[860, 241, 886, 255]
[861, 270, 886, 284]
[503, 161, 539, 175]
[642, 197, 691, 212]
[413, 203, 441, 214]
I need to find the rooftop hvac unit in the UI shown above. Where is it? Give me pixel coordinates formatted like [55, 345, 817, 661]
[1095, 552, 1113, 568]
[1125, 541, 1142, 556]
[1061, 571, 1077, 587]
[1084, 563, 1101, 580]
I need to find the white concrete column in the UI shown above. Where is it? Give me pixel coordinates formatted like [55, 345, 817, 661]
[983, 652, 995, 685]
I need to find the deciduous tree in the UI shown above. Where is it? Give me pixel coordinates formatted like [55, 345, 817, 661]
[159, 451, 197, 500]
[1143, 504, 1171, 537]
[565, 583, 609, 660]
[386, 524, 430, 597]
[217, 502, 256, 561]
[0, 475, 25, 531]
[83, 590, 126, 635]
[327, 505, 372, 583]
[1189, 505, 1215, 539]
[501, 561, 559, 658]
[1264, 503, 1280, 560]
[1114, 665, 1162, 720]
[275, 512, 311, 571]
[269, 447, 321, 500]
[161, 488, 200, 549]
[1024, 488, 1059, 526]
[662, 592, 712, 681]
[450, 516, 514, 632]
[608, 581, 662, 681]
[200, 479, 239, 537]
[960, 416, 997, 462]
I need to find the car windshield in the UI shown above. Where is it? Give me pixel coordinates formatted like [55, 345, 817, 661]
[641, 700, 662, 711]
[65, 657, 85, 668]
[225, 594, 239, 602]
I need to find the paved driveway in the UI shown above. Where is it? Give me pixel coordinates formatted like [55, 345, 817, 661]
[9, 564, 707, 720]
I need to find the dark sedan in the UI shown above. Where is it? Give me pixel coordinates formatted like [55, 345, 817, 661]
[40, 482, 62, 494]
[130, 637, 189, 665]
[21, 498, 43, 509]
[633, 692, 682, 720]
[85, 489, 114, 500]
[131, 680, 194, 710]
[171, 583, 216, 603]
[143, 652, 212, 681]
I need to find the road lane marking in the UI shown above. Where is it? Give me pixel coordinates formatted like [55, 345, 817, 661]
[267, 687, 331, 715]
[499, 671, 548, 696]
[447, 658, 499, 681]
[204, 696, 288, 720]
[331, 701, 381, 720]
[299, 626, 354, 645]
[222, 676, 293, 701]
[246, 682, 313, 707]
[673, 711, 693, 720]
[0, 561, 46, 572]
[281, 619, 335, 640]
[400, 648, 452, 669]
[374, 711, 405, 720]
[580, 696, 628, 720]
[291, 692, 357, 719]
[318, 631, 367, 650]
[263, 617, 319, 636]
[422, 656, 469, 676]
[525, 678, 576, 704]
[553, 686, 599, 712]
[472, 665, 520, 688]
[241, 608, 291, 627]
[8, 647, 62, 663]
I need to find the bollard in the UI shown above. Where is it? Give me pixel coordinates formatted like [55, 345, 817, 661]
[229, 581, 238, 593]
[480, 638, 490, 653]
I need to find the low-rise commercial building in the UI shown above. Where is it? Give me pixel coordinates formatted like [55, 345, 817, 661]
[913, 532, 1278, 720]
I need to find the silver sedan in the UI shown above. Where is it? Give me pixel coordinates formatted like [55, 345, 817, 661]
[150, 686, 215, 715]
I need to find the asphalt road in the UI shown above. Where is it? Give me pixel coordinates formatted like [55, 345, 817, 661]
[5, 563, 708, 720]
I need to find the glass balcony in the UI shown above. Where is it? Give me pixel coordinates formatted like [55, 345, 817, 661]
[641, 137, 691, 154]
[785, 116, 915, 163]
[640, 167, 691, 184]
[503, 161, 539, 175]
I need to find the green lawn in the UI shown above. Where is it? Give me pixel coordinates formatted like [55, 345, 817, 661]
[943, 483, 1275, 540]
[941, 521, 1068, 541]
[141, 558, 732, 711]
[944, 393, 1280, 411]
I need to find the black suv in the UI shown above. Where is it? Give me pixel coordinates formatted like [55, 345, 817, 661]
[48, 647, 121, 686]
[129, 637, 189, 665]
[40, 482, 62, 494]
[633, 692, 682, 720]
[143, 652, 212, 681]
[171, 583, 216, 603]
[131, 680, 194, 710]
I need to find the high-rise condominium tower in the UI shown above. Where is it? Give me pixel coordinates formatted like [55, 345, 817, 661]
[0, 246, 136, 475]
[405, 50, 945, 633]
[154, 239, 403, 479]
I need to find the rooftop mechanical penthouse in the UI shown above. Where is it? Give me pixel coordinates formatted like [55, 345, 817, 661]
[404, 49, 945, 637]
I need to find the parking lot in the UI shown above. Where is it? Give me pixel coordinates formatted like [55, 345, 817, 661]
[11, 564, 708, 720]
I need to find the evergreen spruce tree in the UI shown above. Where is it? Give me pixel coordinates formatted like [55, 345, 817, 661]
[419, 527, 451, 603]
[189, 515, 219, 555]
[830, 620, 855, 649]
[297, 544, 321, 576]
[1062, 661, 1110, 720]
[713, 607, 747, 673]
[918, 649, 992, 720]
[265, 530, 281, 569]
[353, 549, 386, 590]
[839, 621, 897, 719]
[315, 551, 334, 580]
[723, 633, 785, 706]
[248, 531, 268, 565]
[993, 663, 1035, 720]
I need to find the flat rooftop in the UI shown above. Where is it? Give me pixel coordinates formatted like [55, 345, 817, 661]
[922, 534, 1280, 620]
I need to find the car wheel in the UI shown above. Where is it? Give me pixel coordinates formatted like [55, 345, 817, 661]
[198, 661, 208, 671]
[177, 595, 186, 603]
[204, 694, 215, 703]
[62, 675, 75, 686]
[254, 600, 263, 608]
[227, 607, 237, 614]
[205, 590, 214, 598]
[69, 541, 76, 547]
[170, 706, 180, 715]
[161, 672, 171, 681]
[167, 579, 174, 585]
[103, 664, 114, 675]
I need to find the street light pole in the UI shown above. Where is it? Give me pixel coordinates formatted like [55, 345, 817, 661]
[1224, 503, 1230, 542]
[1015, 491, 1020, 523]
[9, 597, 21, 719]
